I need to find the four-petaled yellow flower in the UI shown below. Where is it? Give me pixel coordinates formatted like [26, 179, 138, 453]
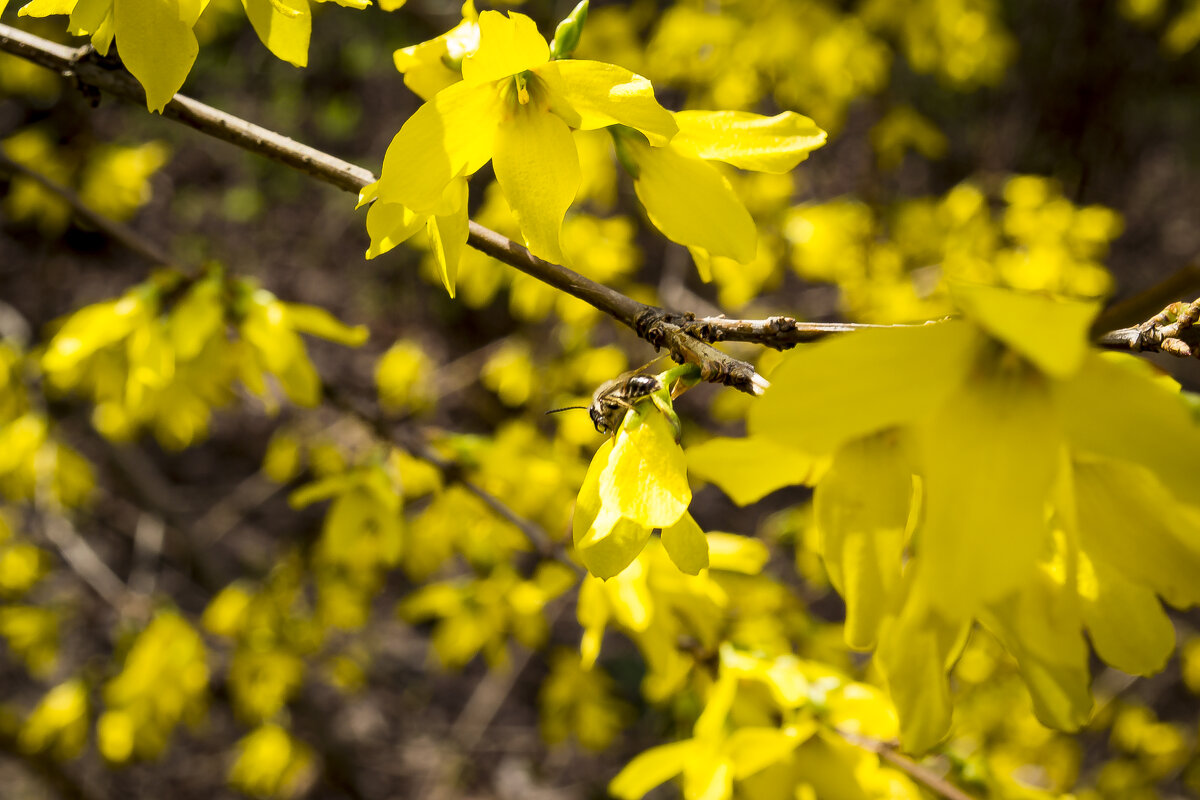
[364, 10, 677, 267]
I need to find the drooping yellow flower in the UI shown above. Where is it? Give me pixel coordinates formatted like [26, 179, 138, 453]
[749, 283, 1200, 751]
[612, 110, 826, 278]
[366, 10, 677, 266]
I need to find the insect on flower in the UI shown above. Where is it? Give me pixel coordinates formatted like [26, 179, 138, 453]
[549, 362, 700, 438]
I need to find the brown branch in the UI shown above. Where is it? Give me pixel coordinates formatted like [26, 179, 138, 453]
[321, 383, 575, 570]
[837, 729, 978, 800]
[0, 150, 176, 266]
[2, 22, 1197, 381]
[0, 23, 764, 393]
[668, 313, 924, 348]
[1097, 298, 1200, 358]
[38, 506, 150, 618]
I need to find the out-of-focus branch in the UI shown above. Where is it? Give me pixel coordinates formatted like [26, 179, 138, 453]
[39, 506, 149, 618]
[321, 383, 574, 569]
[837, 729, 977, 800]
[0, 150, 175, 266]
[0, 148, 567, 573]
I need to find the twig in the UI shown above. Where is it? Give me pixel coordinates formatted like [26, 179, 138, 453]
[669, 313, 921, 347]
[420, 596, 571, 800]
[321, 383, 573, 568]
[837, 729, 978, 800]
[0, 727, 97, 800]
[0, 150, 176, 266]
[128, 512, 165, 596]
[1097, 298, 1200, 357]
[2, 22, 1198, 382]
[0, 23, 764, 393]
[40, 507, 148, 618]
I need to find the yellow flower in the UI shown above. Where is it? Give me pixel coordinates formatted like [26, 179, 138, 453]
[613, 110, 826, 278]
[365, 10, 677, 266]
[750, 283, 1200, 751]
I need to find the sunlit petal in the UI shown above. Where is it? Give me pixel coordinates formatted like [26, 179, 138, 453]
[363, 201, 423, 259]
[627, 139, 756, 263]
[672, 110, 826, 173]
[537, 60, 677, 145]
[426, 179, 469, 297]
[492, 105, 580, 264]
[376, 81, 500, 213]
[461, 10, 549, 84]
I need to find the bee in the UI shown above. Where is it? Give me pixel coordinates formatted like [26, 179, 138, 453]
[586, 370, 664, 435]
[547, 364, 671, 435]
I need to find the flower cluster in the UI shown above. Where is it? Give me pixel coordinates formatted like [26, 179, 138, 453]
[362, 6, 827, 292]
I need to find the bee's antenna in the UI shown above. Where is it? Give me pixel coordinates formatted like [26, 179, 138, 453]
[545, 406, 589, 415]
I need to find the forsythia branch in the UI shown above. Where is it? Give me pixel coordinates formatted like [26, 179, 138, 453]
[0, 23, 1195, 385]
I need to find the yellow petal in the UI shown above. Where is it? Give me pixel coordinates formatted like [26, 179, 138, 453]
[672, 110, 826, 173]
[461, 10, 548, 84]
[426, 179, 469, 297]
[577, 576, 609, 668]
[577, 510, 654, 581]
[241, 0, 311, 67]
[980, 568, 1092, 731]
[68, 0, 111, 33]
[627, 139, 756, 264]
[1074, 457, 1200, 609]
[20, 0, 84, 19]
[915, 363, 1060, 618]
[1057, 352, 1200, 508]
[573, 439, 654, 579]
[283, 304, 368, 347]
[537, 60, 677, 145]
[686, 436, 820, 506]
[376, 80, 500, 213]
[748, 321, 982, 455]
[492, 105, 579, 264]
[661, 512, 709, 575]
[876, 601, 968, 754]
[364, 200, 424, 259]
[724, 727, 807, 781]
[600, 410, 691, 529]
[114, 0, 199, 112]
[683, 757, 732, 800]
[610, 740, 698, 800]
[952, 283, 1101, 378]
[705, 534, 769, 574]
[1078, 549, 1174, 676]
[816, 435, 911, 650]
[393, 17, 479, 101]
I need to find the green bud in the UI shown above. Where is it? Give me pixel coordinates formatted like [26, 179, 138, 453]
[549, 0, 589, 60]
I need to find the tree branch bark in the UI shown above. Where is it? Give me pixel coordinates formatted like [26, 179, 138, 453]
[1, 22, 1195, 376]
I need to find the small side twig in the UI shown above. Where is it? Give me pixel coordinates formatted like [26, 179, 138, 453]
[0, 151, 175, 267]
[40, 508, 148, 618]
[322, 384, 572, 568]
[128, 512, 165, 596]
[837, 729, 977, 800]
[668, 313, 917, 348]
[1097, 298, 1200, 357]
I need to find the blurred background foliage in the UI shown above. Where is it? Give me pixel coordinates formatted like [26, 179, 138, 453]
[1, 0, 1200, 798]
